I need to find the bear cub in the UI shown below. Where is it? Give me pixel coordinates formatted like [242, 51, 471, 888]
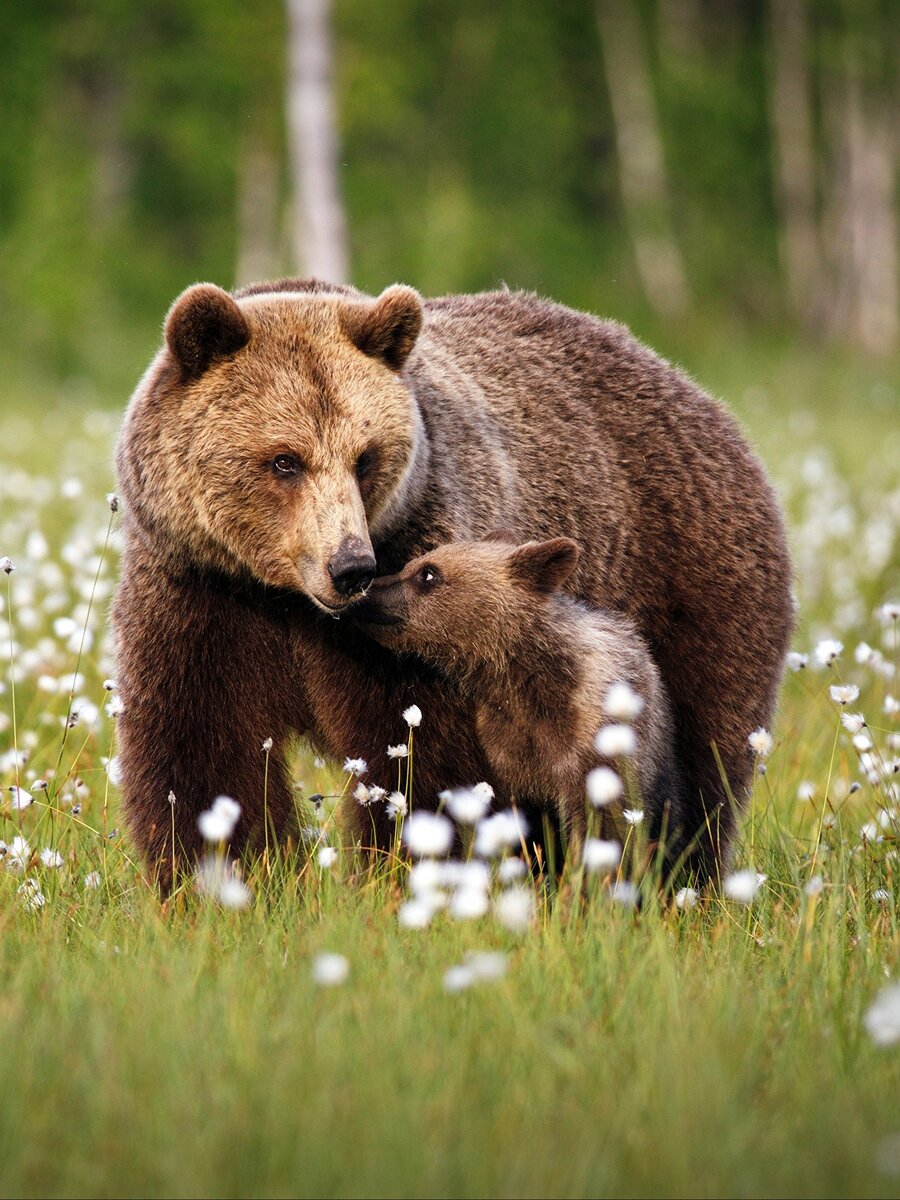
[356, 536, 683, 850]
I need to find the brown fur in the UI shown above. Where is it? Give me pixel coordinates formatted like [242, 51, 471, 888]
[114, 278, 793, 887]
[356, 538, 681, 848]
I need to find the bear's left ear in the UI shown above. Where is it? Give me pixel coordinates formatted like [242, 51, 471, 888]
[508, 538, 581, 594]
[165, 284, 250, 380]
[344, 285, 423, 371]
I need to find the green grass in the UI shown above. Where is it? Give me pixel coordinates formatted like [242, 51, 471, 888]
[0, 340, 898, 1199]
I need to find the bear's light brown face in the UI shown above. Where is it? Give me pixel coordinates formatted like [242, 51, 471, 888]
[355, 537, 580, 673]
[118, 283, 425, 611]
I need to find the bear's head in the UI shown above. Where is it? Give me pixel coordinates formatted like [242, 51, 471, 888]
[355, 536, 581, 675]
[117, 280, 425, 611]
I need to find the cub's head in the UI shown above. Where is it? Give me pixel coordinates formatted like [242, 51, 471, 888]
[355, 536, 581, 673]
[116, 279, 424, 611]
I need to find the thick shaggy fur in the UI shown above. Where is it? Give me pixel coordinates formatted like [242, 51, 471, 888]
[114, 278, 793, 886]
[357, 537, 681, 848]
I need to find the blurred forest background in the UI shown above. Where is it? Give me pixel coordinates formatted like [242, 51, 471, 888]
[0, 0, 897, 403]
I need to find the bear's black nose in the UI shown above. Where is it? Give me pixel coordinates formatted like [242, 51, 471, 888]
[328, 549, 377, 597]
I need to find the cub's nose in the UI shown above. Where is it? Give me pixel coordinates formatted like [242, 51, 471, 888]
[328, 546, 377, 597]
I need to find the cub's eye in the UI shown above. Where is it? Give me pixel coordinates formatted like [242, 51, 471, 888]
[355, 450, 376, 481]
[272, 455, 302, 477]
[416, 565, 442, 589]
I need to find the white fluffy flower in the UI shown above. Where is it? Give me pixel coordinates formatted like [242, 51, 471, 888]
[343, 757, 367, 775]
[106, 695, 125, 719]
[674, 886, 698, 910]
[830, 684, 860, 705]
[450, 887, 489, 920]
[312, 952, 350, 987]
[786, 651, 808, 671]
[445, 786, 491, 825]
[261, 737, 273, 753]
[386, 743, 408, 759]
[218, 877, 252, 909]
[386, 792, 407, 820]
[8, 786, 33, 811]
[623, 808, 644, 826]
[586, 766, 623, 808]
[876, 603, 900, 625]
[474, 810, 527, 857]
[594, 724, 637, 758]
[796, 781, 816, 802]
[841, 712, 866, 734]
[404, 811, 454, 857]
[814, 638, 843, 667]
[39, 848, 63, 869]
[723, 869, 766, 904]
[443, 964, 475, 993]
[18, 879, 45, 910]
[611, 880, 638, 907]
[805, 875, 824, 898]
[604, 682, 644, 721]
[0, 557, 14, 574]
[317, 846, 338, 869]
[864, 983, 900, 1046]
[354, 782, 373, 807]
[397, 898, 434, 929]
[403, 704, 422, 728]
[747, 728, 774, 758]
[583, 838, 622, 872]
[6, 836, 31, 872]
[84, 871, 101, 890]
[197, 795, 241, 843]
[494, 886, 534, 932]
[497, 857, 527, 884]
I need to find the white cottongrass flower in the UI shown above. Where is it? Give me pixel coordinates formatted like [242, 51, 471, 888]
[403, 704, 422, 728]
[18, 879, 45, 910]
[445, 786, 491, 825]
[842, 712, 867, 734]
[853, 733, 873, 753]
[877, 603, 900, 625]
[586, 766, 623, 808]
[814, 638, 843, 667]
[0, 557, 14, 574]
[494, 886, 535, 932]
[312, 953, 350, 988]
[343, 757, 367, 775]
[6, 836, 31, 872]
[805, 875, 824, 897]
[404, 811, 454, 858]
[354, 782, 373, 806]
[497, 857, 527, 884]
[885, 696, 899, 717]
[84, 872, 101, 890]
[786, 651, 808, 671]
[443, 964, 476, 993]
[443, 952, 508, 993]
[39, 848, 63, 869]
[387, 743, 408, 759]
[864, 984, 900, 1046]
[197, 795, 241, 843]
[317, 846, 338, 869]
[106, 695, 125, 719]
[604, 682, 644, 721]
[218, 877, 252, 909]
[385, 791, 407, 820]
[106, 492, 120, 512]
[450, 887, 490, 920]
[611, 880, 639, 906]
[747, 728, 774, 758]
[261, 736, 273, 753]
[856, 641, 878, 665]
[594, 724, 637, 758]
[830, 683, 860, 705]
[723, 870, 766, 904]
[623, 808, 644, 826]
[583, 838, 622, 872]
[873, 888, 891, 905]
[398, 898, 435, 929]
[8, 786, 33, 811]
[103, 678, 117, 692]
[796, 781, 816, 802]
[474, 810, 528, 857]
[675, 887, 698, 910]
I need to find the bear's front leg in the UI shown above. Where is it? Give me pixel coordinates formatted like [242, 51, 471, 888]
[113, 541, 303, 890]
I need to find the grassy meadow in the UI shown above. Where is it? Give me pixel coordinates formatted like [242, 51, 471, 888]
[0, 341, 899, 1199]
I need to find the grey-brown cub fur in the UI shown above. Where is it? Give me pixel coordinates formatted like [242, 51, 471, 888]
[357, 536, 682, 850]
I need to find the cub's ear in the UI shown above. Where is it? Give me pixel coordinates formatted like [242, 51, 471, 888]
[165, 284, 250, 379]
[508, 537, 581, 594]
[481, 528, 519, 545]
[344, 285, 423, 370]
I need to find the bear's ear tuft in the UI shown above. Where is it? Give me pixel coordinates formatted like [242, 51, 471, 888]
[345, 285, 423, 370]
[164, 284, 250, 379]
[508, 537, 581, 594]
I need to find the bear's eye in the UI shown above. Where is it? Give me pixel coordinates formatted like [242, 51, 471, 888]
[416, 565, 442, 590]
[355, 449, 376, 481]
[272, 454, 302, 478]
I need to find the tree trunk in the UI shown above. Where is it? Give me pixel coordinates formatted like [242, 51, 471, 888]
[285, 0, 348, 283]
[235, 135, 280, 287]
[767, 0, 824, 327]
[596, 0, 691, 319]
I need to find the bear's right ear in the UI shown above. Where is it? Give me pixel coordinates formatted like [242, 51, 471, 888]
[344, 285, 423, 371]
[508, 537, 581, 594]
[165, 284, 250, 380]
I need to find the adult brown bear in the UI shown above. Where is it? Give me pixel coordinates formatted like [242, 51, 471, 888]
[113, 278, 793, 886]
